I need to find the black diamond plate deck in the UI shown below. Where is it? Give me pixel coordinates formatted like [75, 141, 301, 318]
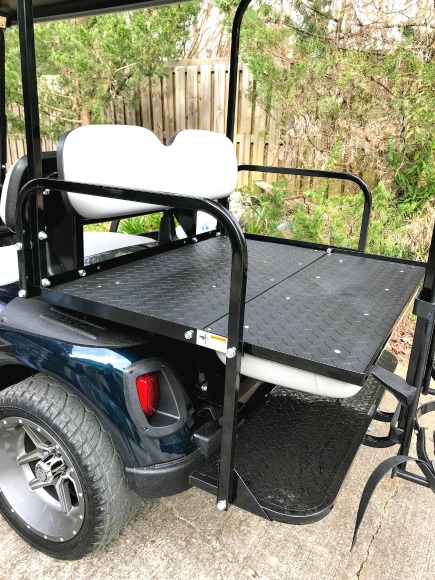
[42, 236, 425, 385]
[190, 373, 386, 524]
[43, 237, 322, 329]
[210, 252, 424, 379]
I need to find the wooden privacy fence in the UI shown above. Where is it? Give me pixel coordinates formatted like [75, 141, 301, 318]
[7, 59, 363, 194]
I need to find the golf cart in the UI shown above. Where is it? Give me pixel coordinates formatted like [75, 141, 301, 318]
[0, 0, 434, 561]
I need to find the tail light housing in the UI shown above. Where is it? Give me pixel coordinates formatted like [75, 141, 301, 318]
[124, 358, 188, 438]
[136, 372, 159, 416]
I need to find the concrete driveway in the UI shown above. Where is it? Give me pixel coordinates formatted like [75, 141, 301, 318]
[1, 384, 435, 580]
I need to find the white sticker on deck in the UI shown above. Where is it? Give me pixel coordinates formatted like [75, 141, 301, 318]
[196, 330, 228, 353]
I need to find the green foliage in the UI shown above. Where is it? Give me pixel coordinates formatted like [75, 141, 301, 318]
[241, 178, 288, 236]
[5, 3, 200, 138]
[241, 179, 430, 261]
[118, 213, 162, 235]
[218, 0, 435, 215]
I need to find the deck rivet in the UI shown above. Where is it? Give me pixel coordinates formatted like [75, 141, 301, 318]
[184, 330, 194, 340]
[385, 288, 389, 291]
[18, 290, 27, 298]
[15, 242, 23, 251]
[41, 278, 51, 288]
[244, 325, 249, 329]
[78, 269, 86, 277]
[334, 349, 341, 354]
[226, 347, 237, 359]
[286, 297, 290, 300]
[364, 313, 369, 316]
[217, 500, 227, 511]
[38, 231, 48, 241]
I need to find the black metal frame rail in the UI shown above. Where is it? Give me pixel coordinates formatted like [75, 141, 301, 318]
[397, 224, 435, 472]
[239, 164, 372, 252]
[16, 177, 248, 509]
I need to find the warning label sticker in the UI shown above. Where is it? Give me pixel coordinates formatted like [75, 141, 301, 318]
[196, 330, 228, 353]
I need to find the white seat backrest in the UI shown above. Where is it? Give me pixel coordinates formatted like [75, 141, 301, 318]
[0, 160, 15, 225]
[59, 125, 238, 220]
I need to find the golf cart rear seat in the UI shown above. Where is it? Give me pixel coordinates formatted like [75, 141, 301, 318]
[8, 124, 431, 531]
[55, 125, 383, 399]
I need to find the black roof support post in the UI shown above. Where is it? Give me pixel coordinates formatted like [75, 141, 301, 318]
[17, 0, 44, 293]
[0, 26, 7, 184]
[225, 0, 251, 143]
[218, 0, 250, 215]
[17, 0, 41, 180]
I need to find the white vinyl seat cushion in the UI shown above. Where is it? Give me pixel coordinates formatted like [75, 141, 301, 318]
[216, 351, 361, 399]
[59, 125, 238, 220]
[0, 244, 19, 286]
[0, 232, 154, 287]
[82, 231, 154, 256]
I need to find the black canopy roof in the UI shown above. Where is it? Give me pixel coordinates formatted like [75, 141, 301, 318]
[1, 0, 184, 25]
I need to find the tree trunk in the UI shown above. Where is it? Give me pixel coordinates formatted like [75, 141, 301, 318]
[80, 109, 92, 125]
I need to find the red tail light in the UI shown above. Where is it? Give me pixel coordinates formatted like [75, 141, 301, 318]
[136, 373, 159, 416]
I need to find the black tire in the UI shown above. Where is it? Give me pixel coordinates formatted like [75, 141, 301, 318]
[0, 373, 141, 560]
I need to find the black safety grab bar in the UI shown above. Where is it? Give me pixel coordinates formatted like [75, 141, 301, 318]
[15, 177, 246, 509]
[239, 164, 372, 252]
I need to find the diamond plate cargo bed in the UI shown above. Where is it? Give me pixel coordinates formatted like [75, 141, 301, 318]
[40, 235, 424, 386]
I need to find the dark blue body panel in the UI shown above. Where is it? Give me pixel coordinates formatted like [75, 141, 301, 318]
[0, 282, 196, 469]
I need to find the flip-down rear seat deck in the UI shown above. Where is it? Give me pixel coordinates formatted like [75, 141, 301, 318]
[38, 233, 425, 387]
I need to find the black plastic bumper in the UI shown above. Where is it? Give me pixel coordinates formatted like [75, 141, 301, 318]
[125, 449, 205, 499]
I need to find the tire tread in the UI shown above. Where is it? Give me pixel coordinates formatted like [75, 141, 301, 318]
[0, 373, 141, 559]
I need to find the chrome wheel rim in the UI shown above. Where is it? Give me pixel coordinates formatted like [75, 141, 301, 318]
[0, 416, 85, 542]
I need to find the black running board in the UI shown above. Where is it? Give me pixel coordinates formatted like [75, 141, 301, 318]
[190, 353, 396, 524]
